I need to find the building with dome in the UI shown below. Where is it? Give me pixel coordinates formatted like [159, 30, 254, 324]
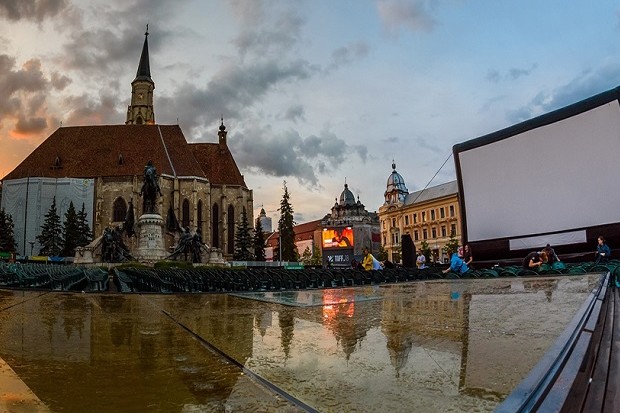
[378, 162, 462, 264]
[319, 181, 380, 267]
[0, 29, 253, 259]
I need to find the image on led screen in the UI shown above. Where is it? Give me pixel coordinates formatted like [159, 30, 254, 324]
[322, 227, 354, 249]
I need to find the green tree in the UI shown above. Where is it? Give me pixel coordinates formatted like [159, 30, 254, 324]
[37, 197, 63, 256]
[0, 209, 16, 252]
[276, 182, 298, 262]
[76, 203, 93, 247]
[233, 208, 253, 260]
[442, 232, 459, 258]
[420, 240, 431, 264]
[253, 216, 266, 261]
[376, 244, 388, 261]
[310, 244, 322, 266]
[61, 202, 80, 257]
[300, 246, 313, 265]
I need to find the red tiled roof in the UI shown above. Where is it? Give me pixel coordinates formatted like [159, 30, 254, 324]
[190, 143, 246, 186]
[3, 125, 246, 187]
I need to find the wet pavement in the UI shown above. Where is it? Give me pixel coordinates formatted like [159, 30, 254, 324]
[0, 274, 602, 412]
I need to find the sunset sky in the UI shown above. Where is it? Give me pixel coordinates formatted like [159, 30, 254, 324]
[2, 0, 620, 224]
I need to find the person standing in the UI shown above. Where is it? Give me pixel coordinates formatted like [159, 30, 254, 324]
[416, 250, 426, 269]
[463, 244, 473, 267]
[595, 236, 611, 264]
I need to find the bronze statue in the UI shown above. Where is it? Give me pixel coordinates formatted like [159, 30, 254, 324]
[140, 160, 163, 214]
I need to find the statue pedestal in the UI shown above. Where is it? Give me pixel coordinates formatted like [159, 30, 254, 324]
[136, 214, 167, 262]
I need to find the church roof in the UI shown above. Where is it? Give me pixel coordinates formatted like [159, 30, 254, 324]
[189, 143, 246, 186]
[3, 124, 246, 187]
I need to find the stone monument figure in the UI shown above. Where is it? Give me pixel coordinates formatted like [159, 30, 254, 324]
[140, 160, 163, 214]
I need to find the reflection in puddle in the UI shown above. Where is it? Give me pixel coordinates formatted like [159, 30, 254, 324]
[0, 274, 601, 412]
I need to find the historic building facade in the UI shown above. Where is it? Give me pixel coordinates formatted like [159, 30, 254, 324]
[1, 30, 252, 259]
[378, 162, 461, 264]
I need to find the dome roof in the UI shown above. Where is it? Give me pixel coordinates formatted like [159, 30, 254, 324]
[386, 162, 408, 193]
[339, 183, 356, 206]
[384, 162, 408, 203]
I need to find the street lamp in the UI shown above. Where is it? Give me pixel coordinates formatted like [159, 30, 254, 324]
[28, 241, 35, 256]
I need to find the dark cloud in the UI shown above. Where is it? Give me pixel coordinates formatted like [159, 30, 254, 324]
[62, 92, 123, 126]
[228, 124, 368, 187]
[507, 63, 620, 123]
[328, 42, 370, 71]
[486, 64, 537, 83]
[15, 115, 47, 134]
[157, 58, 316, 132]
[0, 0, 68, 22]
[0, 54, 55, 137]
[50, 71, 71, 90]
[278, 104, 305, 123]
[376, 0, 436, 33]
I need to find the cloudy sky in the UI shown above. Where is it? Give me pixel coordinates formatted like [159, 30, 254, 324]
[2, 0, 620, 225]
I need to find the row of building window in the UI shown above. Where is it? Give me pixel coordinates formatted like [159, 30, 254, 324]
[384, 223, 457, 245]
[384, 205, 456, 229]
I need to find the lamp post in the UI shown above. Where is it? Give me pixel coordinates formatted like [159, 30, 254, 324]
[28, 241, 35, 257]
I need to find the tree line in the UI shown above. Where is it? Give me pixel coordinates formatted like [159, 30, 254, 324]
[0, 197, 92, 257]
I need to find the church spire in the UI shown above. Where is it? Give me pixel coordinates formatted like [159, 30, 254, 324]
[135, 25, 151, 81]
[126, 26, 155, 125]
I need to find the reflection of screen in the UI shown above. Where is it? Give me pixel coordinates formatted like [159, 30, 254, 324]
[322, 227, 354, 249]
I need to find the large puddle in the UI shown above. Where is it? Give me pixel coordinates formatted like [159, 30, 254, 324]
[0, 275, 601, 412]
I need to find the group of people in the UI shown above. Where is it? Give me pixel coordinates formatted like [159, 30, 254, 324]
[523, 236, 611, 270]
[351, 236, 612, 275]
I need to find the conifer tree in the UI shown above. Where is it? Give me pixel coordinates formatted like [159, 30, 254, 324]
[0, 209, 16, 252]
[76, 203, 92, 247]
[253, 216, 266, 261]
[61, 201, 80, 257]
[37, 197, 63, 256]
[301, 246, 313, 265]
[233, 209, 253, 260]
[276, 182, 298, 262]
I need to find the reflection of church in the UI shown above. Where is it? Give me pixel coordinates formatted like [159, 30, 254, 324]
[1, 29, 253, 258]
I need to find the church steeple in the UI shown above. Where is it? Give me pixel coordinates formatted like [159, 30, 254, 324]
[126, 26, 155, 125]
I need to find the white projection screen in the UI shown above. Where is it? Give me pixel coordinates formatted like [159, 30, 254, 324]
[454, 88, 620, 260]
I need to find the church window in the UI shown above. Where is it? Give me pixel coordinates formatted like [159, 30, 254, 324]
[227, 205, 235, 254]
[197, 200, 203, 232]
[118, 154, 124, 165]
[182, 199, 190, 228]
[212, 203, 219, 248]
[52, 155, 62, 169]
[113, 197, 127, 222]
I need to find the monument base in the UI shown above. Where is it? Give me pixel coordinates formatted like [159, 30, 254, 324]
[136, 214, 167, 262]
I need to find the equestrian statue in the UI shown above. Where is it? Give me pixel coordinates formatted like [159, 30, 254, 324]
[140, 160, 163, 214]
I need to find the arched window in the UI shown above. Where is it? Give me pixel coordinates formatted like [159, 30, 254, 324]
[212, 203, 219, 248]
[197, 200, 203, 233]
[182, 199, 190, 228]
[113, 197, 127, 222]
[227, 204, 235, 254]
